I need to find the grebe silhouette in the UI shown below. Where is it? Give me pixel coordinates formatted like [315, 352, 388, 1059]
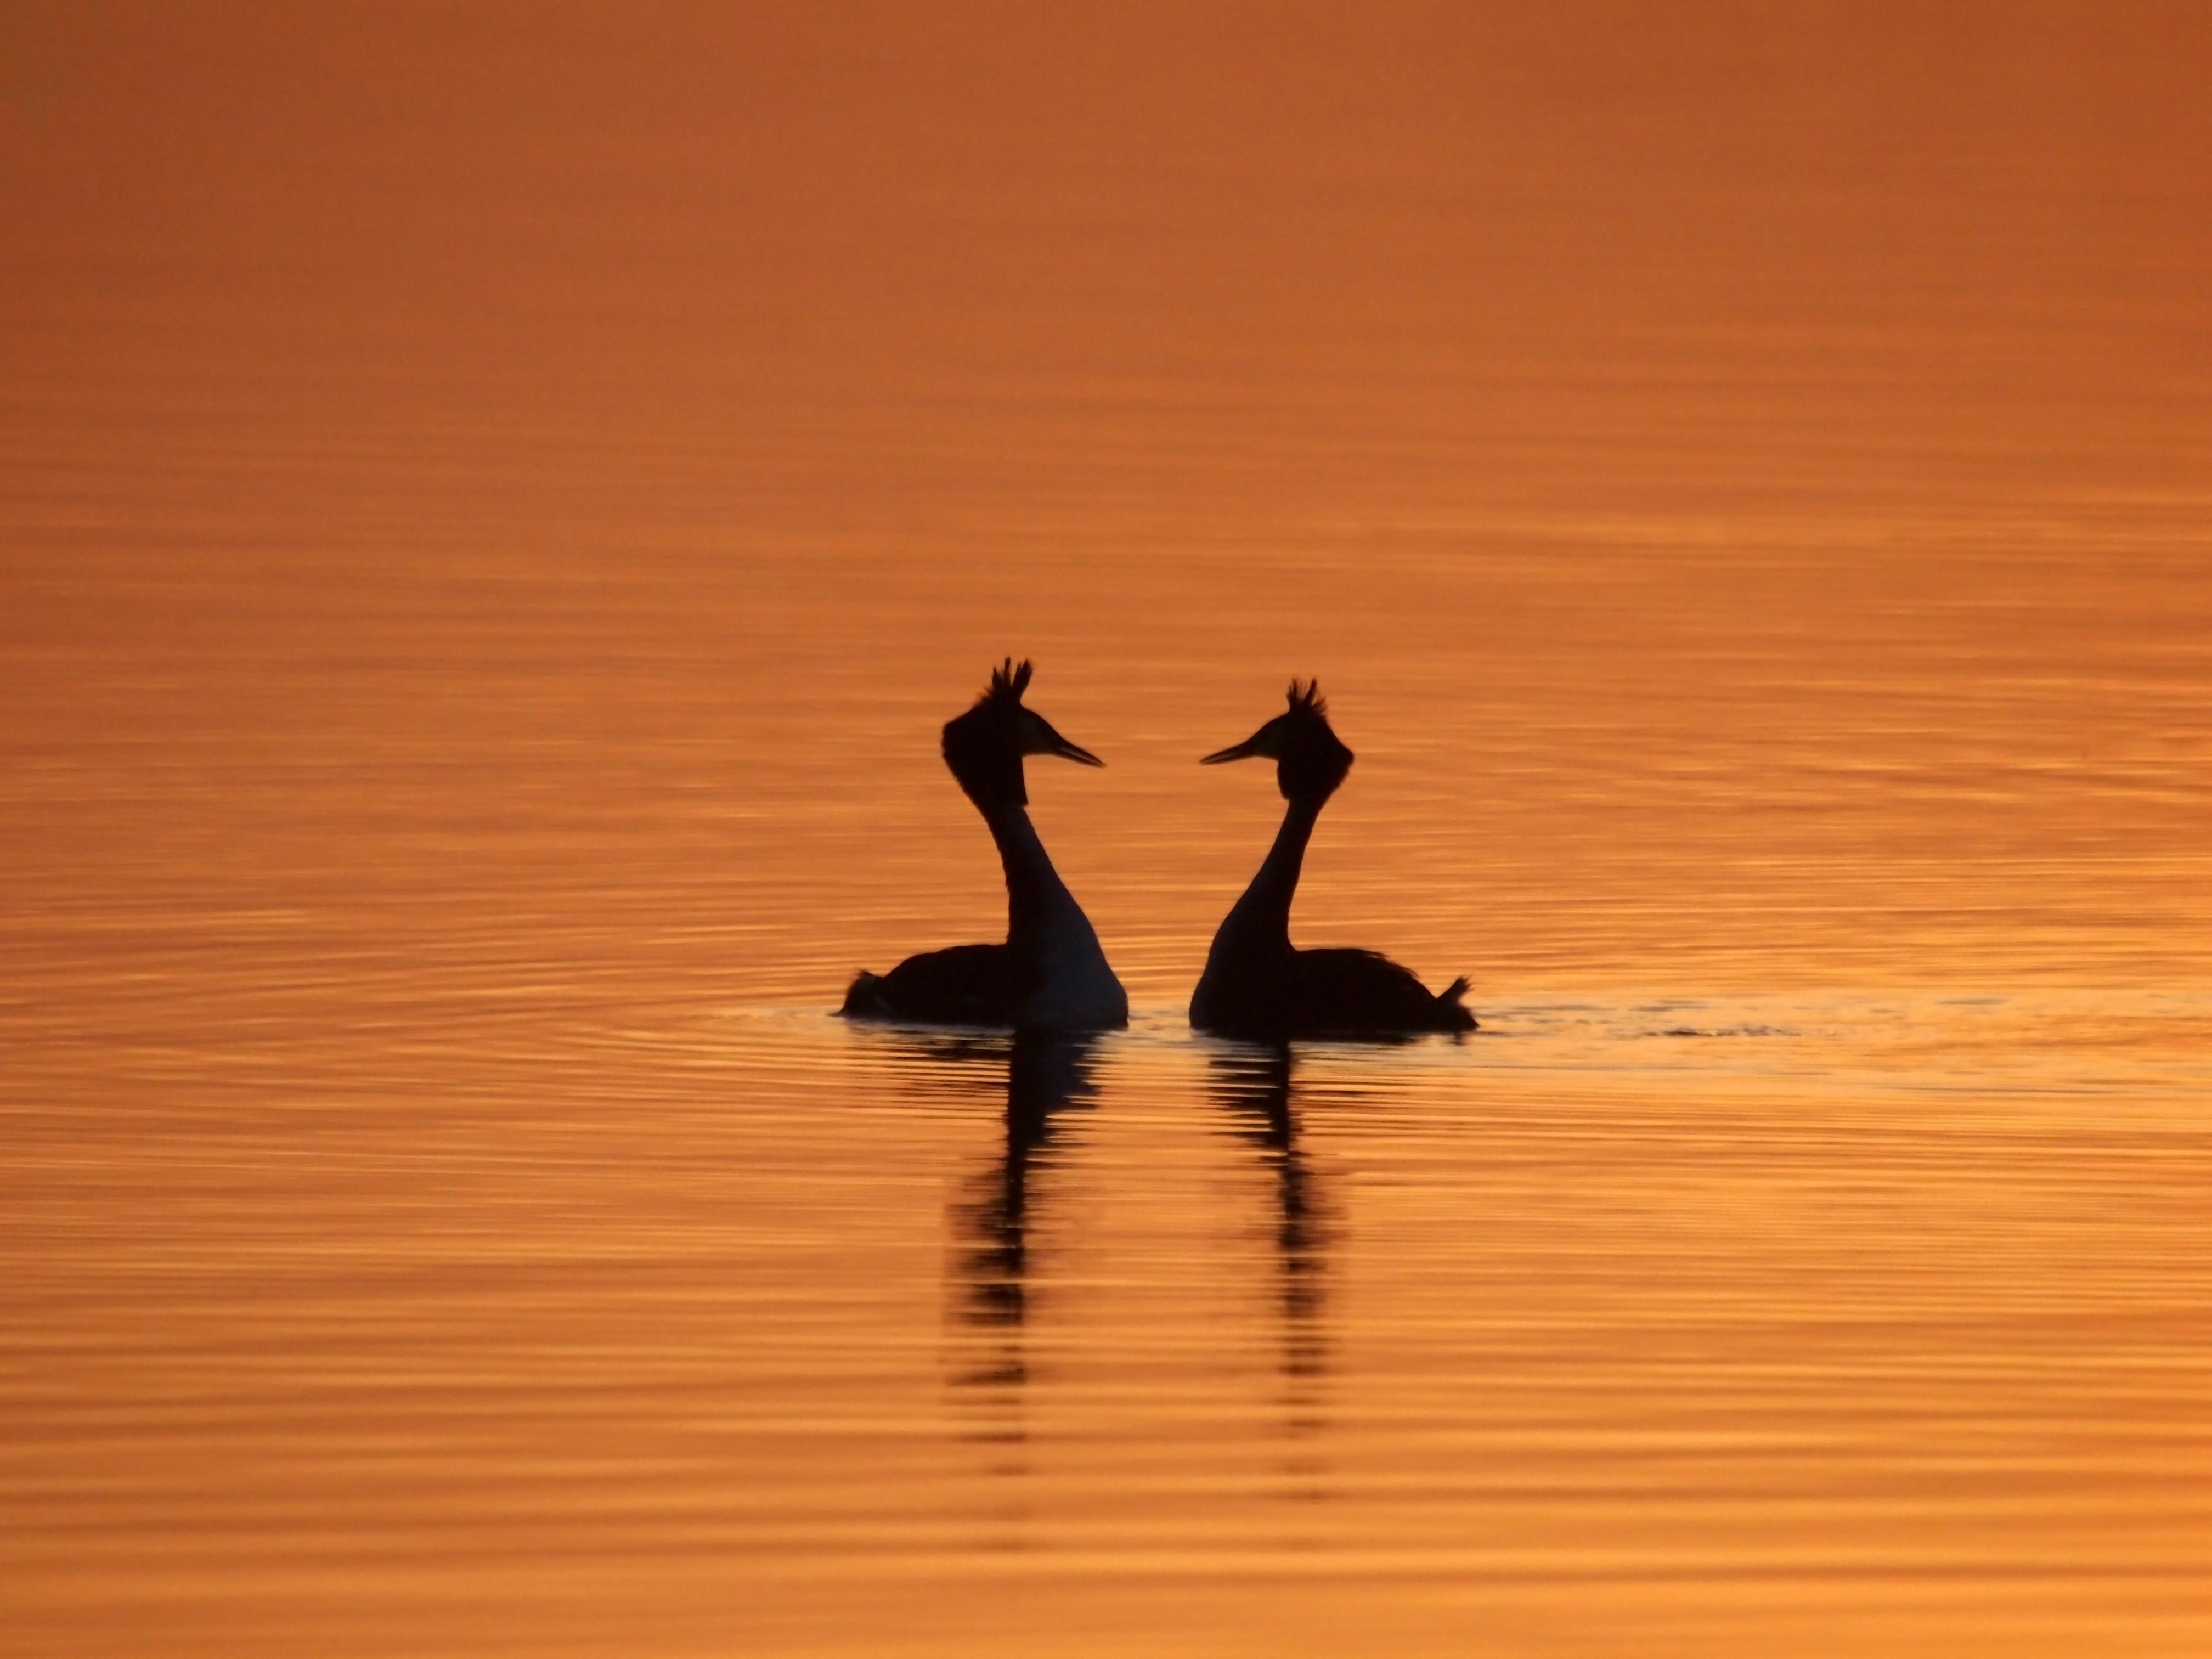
[1192, 681, 1477, 1040]
[842, 660, 1128, 1031]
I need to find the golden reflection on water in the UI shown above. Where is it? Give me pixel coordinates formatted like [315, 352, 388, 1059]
[4, 3, 2212, 1654]
[8, 1003, 2208, 1655]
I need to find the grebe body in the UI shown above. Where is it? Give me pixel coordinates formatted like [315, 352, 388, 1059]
[842, 661, 1127, 1032]
[1192, 681, 1475, 1041]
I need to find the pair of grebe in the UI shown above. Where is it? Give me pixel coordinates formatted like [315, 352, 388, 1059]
[840, 661, 1476, 1040]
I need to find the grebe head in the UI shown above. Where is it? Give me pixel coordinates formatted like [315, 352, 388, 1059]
[942, 658, 1103, 809]
[1202, 679, 1354, 802]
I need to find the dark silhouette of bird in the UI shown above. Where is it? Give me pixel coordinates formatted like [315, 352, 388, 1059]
[842, 660, 1128, 1031]
[1190, 680, 1476, 1040]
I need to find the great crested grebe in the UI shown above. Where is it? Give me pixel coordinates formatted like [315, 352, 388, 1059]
[841, 660, 1128, 1031]
[1191, 681, 1476, 1040]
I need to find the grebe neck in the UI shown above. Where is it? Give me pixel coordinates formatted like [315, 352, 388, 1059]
[1221, 793, 1325, 949]
[978, 798, 1082, 954]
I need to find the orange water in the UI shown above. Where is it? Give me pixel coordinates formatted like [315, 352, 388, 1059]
[4, 6, 2210, 1654]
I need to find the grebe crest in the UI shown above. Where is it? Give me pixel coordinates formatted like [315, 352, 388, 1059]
[1202, 679, 1353, 802]
[942, 657, 1102, 810]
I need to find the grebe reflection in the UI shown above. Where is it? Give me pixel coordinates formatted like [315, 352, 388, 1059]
[842, 1026, 1099, 1433]
[954, 1030, 1099, 1361]
[1207, 1042, 1333, 1401]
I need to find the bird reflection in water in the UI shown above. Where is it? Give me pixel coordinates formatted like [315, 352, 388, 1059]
[957, 1032, 1098, 1350]
[883, 1028, 1101, 1457]
[1208, 1042, 1334, 1443]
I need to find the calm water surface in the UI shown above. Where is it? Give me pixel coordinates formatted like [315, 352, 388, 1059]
[5, 6, 2211, 1654]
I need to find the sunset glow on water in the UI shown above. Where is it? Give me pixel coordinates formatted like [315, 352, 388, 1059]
[4, 5, 2210, 1654]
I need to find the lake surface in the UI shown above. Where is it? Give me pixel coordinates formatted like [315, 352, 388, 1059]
[4, 5, 2210, 1654]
